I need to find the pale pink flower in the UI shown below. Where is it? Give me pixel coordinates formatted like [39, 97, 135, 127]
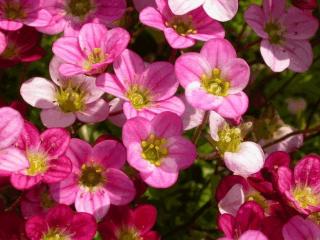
[122, 112, 196, 188]
[245, 0, 319, 72]
[38, 0, 126, 35]
[0, 0, 51, 31]
[20, 57, 109, 128]
[209, 111, 265, 177]
[50, 138, 135, 220]
[52, 23, 130, 76]
[282, 215, 320, 240]
[175, 39, 250, 120]
[179, 95, 205, 131]
[97, 49, 185, 121]
[0, 121, 72, 190]
[168, 0, 238, 22]
[140, 0, 224, 49]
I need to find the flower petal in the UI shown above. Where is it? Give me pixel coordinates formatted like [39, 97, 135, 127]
[164, 27, 195, 49]
[133, 205, 157, 234]
[152, 112, 183, 138]
[140, 167, 178, 188]
[96, 73, 126, 99]
[40, 108, 76, 128]
[0, 147, 29, 172]
[50, 174, 79, 205]
[44, 156, 72, 183]
[76, 99, 109, 123]
[215, 92, 249, 119]
[140, 7, 165, 30]
[168, 0, 204, 15]
[122, 117, 152, 147]
[203, 0, 238, 22]
[244, 5, 268, 38]
[40, 128, 70, 159]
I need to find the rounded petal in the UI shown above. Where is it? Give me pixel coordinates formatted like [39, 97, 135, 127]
[68, 212, 97, 240]
[286, 40, 313, 73]
[105, 28, 130, 60]
[11, 173, 42, 190]
[145, 97, 185, 119]
[175, 52, 211, 88]
[0, 147, 29, 172]
[66, 138, 92, 170]
[244, 5, 268, 38]
[200, 39, 237, 69]
[52, 37, 85, 64]
[209, 111, 227, 141]
[203, 0, 238, 22]
[294, 155, 320, 189]
[50, 174, 79, 205]
[140, 167, 179, 188]
[164, 27, 195, 49]
[122, 117, 152, 147]
[151, 112, 183, 138]
[75, 188, 110, 221]
[140, 7, 165, 30]
[79, 23, 108, 54]
[218, 184, 245, 216]
[44, 156, 72, 183]
[92, 140, 126, 169]
[24, 9, 52, 27]
[40, 108, 76, 128]
[166, 136, 196, 169]
[263, 0, 285, 19]
[96, 73, 126, 98]
[76, 99, 109, 123]
[260, 40, 290, 72]
[40, 128, 70, 159]
[127, 142, 156, 173]
[239, 230, 268, 240]
[25, 216, 48, 240]
[221, 58, 250, 93]
[224, 142, 265, 177]
[185, 81, 224, 110]
[180, 95, 205, 131]
[0, 20, 23, 31]
[282, 216, 320, 240]
[20, 77, 57, 109]
[104, 168, 135, 205]
[168, 0, 204, 15]
[215, 92, 249, 120]
[0, 107, 24, 149]
[133, 205, 157, 234]
[0, 31, 7, 54]
[16, 121, 40, 150]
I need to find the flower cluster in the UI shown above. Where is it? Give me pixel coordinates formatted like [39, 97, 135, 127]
[0, 0, 319, 239]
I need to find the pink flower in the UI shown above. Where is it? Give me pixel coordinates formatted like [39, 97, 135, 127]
[168, 0, 238, 22]
[245, 0, 319, 72]
[0, 26, 45, 68]
[0, 121, 72, 190]
[97, 49, 185, 121]
[209, 111, 265, 177]
[282, 215, 320, 240]
[20, 57, 109, 128]
[0, 0, 51, 31]
[25, 204, 97, 240]
[277, 154, 320, 214]
[218, 201, 265, 239]
[140, 0, 224, 49]
[21, 184, 57, 219]
[219, 230, 268, 240]
[99, 205, 160, 240]
[175, 39, 250, 120]
[50, 138, 135, 220]
[0, 31, 6, 54]
[122, 112, 196, 188]
[180, 95, 205, 131]
[52, 23, 130, 76]
[38, 0, 126, 35]
[133, 0, 156, 12]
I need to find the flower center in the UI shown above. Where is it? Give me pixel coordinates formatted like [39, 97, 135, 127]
[40, 190, 55, 209]
[42, 229, 70, 240]
[246, 191, 268, 210]
[127, 85, 150, 110]
[166, 16, 197, 36]
[201, 68, 230, 96]
[293, 185, 320, 209]
[264, 22, 284, 45]
[141, 134, 168, 166]
[56, 83, 85, 113]
[118, 228, 142, 240]
[215, 125, 242, 154]
[26, 151, 48, 176]
[3, 2, 26, 20]
[83, 48, 107, 71]
[68, 0, 92, 18]
[79, 164, 105, 189]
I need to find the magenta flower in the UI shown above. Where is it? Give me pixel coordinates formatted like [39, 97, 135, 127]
[282, 215, 320, 240]
[175, 39, 250, 120]
[21, 184, 57, 219]
[218, 230, 268, 240]
[38, 0, 126, 35]
[97, 49, 185, 120]
[0, 121, 72, 190]
[218, 201, 265, 239]
[0, 211, 26, 239]
[168, 0, 238, 22]
[0, 26, 45, 68]
[0, 0, 51, 31]
[25, 204, 97, 240]
[20, 57, 109, 128]
[99, 205, 160, 240]
[52, 23, 130, 76]
[122, 112, 196, 188]
[245, 0, 319, 72]
[140, 0, 224, 49]
[50, 138, 135, 220]
[277, 154, 320, 214]
[0, 30, 5, 54]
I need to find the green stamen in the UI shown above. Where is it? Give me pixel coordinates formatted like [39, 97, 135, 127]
[293, 185, 320, 209]
[79, 164, 105, 189]
[3, 2, 26, 20]
[68, 0, 92, 18]
[165, 15, 197, 36]
[55, 82, 85, 113]
[264, 22, 284, 44]
[42, 228, 70, 240]
[141, 134, 168, 166]
[201, 68, 230, 96]
[215, 125, 242, 154]
[118, 228, 142, 240]
[26, 151, 48, 176]
[127, 85, 150, 110]
[83, 48, 107, 71]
